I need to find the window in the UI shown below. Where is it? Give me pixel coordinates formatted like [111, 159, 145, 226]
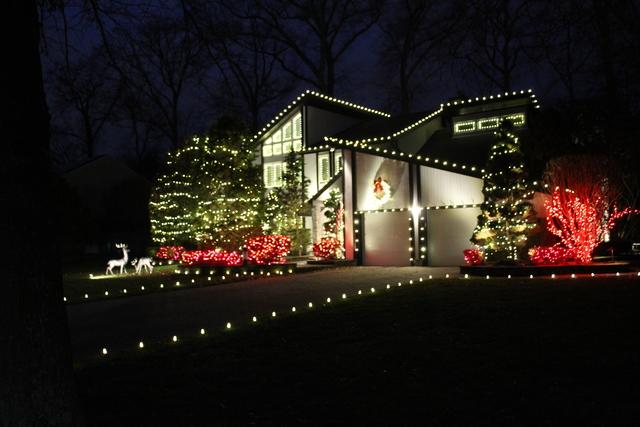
[261, 112, 303, 158]
[318, 153, 330, 186]
[334, 150, 343, 173]
[264, 162, 286, 188]
[453, 112, 526, 135]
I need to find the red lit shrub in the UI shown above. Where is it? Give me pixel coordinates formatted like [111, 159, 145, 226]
[155, 246, 185, 260]
[180, 249, 243, 266]
[463, 249, 484, 265]
[528, 245, 575, 265]
[313, 237, 343, 259]
[245, 235, 291, 265]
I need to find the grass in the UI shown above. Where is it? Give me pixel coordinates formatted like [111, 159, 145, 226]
[75, 276, 640, 426]
[63, 263, 295, 303]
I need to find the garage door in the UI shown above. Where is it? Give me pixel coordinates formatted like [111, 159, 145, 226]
[426, 207, 481, 266]
[363, 211, 411, 266]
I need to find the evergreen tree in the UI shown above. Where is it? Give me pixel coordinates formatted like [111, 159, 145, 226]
[471, 120, 534, 262]
[150, 120, 262, 250]
[268, 151, 311, 255]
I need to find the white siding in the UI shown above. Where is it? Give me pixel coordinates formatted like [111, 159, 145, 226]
[420, 166, 483, 206]
[363, 211, 412, 266]
[356, 153, 410, 211]
[426, 207, 481, 266]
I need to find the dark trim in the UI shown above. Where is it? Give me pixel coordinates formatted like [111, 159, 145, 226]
[351, 150, 362, 265]
[355, 212, 364, 265]
[308, 171, 343, 203]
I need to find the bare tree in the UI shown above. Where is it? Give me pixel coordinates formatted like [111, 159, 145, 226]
[243, 0, 382, 95]
[44, 1, 121, 159]
[88, 0, 204, 149]
[1, 1, 80, 424]
[181, 0, 295, 133]
[532, 0, 594, 105]
[460, 0, 536, 92]
[378, 0, 461, 113]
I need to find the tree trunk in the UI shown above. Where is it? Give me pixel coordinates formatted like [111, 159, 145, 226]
[0, 1, 81, 425]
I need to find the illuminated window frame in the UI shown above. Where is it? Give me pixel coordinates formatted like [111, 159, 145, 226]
[262, 112, 303, 158]
[453, 112, 526, 135]
[318, 153, 331, 186]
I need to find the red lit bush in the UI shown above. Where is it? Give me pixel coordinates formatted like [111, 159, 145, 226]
[180, 249, 243, 266]
[155, 246, 185, 260]
[463, 249, 484, 265]
[313, 237, 343, 259]
[245, 235, 291, 265]
[528, 245, 575, 265]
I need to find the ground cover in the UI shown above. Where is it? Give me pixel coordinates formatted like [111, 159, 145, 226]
[76, 275, 640, 425]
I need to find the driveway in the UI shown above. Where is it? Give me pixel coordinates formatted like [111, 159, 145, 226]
[68, 266, 457, 361]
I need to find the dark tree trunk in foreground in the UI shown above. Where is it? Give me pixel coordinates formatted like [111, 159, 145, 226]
[0, 1, 81, 425]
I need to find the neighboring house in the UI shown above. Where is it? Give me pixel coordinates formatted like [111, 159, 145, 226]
[253, 90, 539, 266]
[63, 155, 151, 255]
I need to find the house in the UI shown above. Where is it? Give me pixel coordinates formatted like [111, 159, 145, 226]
[63, 155, 151, 255]
[252, 89, 539, 266]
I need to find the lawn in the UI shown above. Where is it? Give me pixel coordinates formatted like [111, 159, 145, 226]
[76, 276, 640, 426]
[63, 263, 295, 303]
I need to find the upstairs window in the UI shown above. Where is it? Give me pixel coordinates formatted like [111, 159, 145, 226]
[453, 112, 526, 135]
[318, 153, 330, 186]
[262, 112, 303, 157]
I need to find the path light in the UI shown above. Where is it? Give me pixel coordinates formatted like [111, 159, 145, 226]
[200, 328, 206, 335]
[172, 335, 178, 342]
[102, 348, 107, 355]
[139, 341, 144, 349]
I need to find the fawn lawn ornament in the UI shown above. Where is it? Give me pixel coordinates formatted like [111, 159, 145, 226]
[131, 257, 154, 274]
[106, 243, 130, 275]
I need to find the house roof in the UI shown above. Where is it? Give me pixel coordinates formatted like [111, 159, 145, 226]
[247, 90, 390, 145]
[322, 89, 537, 145]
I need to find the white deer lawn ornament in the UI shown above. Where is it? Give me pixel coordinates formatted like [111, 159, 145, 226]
[106, 243, 130, 275]
[131, 257, 154, 274]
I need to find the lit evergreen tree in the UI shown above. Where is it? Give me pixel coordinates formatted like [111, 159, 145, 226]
[150, 119, 263, 250]
[267, 150, 311, 255]
[471, 120, 534, 262]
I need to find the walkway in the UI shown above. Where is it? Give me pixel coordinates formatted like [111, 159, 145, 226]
[67, 266, 456, 361]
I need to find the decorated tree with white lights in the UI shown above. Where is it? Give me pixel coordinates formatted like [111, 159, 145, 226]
[268, 150, 311, 255]
[471, 120, 535, 262]
[150, 120, 263, 251]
